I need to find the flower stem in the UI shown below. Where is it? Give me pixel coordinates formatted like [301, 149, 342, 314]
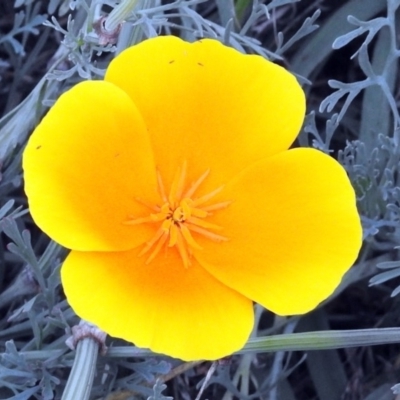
[61, 337, 99, 400]
[240, 327, 400, 354]
[104, 327, 400, 357]
[104, 0, 140, 32]
[6, 328, 400, 364]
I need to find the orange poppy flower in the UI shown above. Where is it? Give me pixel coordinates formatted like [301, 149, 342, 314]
[23, 36, 362, 361]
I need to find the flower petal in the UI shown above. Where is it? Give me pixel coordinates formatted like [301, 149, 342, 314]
[61, 248, 254, 361]
[196, 148, 362, 315]
[23, 81, 158, 251]
[105, 36, 305, 192]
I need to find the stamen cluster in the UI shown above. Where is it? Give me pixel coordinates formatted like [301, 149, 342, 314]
[125, 163, 230, 267]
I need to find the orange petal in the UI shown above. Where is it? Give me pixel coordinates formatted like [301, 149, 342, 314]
[61, 248, 254, 361]
[105, 36, 305, 194]
[23, 81, 158, 251]
[196, 148, 362, 315]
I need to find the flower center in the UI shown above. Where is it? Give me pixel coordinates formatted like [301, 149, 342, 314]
[124, 162, 230, 267]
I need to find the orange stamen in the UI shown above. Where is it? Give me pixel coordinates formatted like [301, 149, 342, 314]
[126, 165, 231, 266]
[185, 223, 229, 242]
[192, 185, 224, 207]
[183, 169, 210, 198]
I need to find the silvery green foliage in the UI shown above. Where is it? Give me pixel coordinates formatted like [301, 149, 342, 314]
[0, 2, 60, 160]
[305, 1, 400, 246]
[109, 359, 172, 398]
[88, 358, 172, 399]
[319, 0, 399, 142]
[370, 256, 400, 297]
[148, 379, 174, 400]
[44, 15, 113, 80]
[0, 216, 70, 399]
[0, 3, 46, 56]
[1, 218, 65, 313]
[302, 112, 339, 153]
[0, 341, 63, 400]
[392, 383, 400, 395]
[338, 133, 400, 244]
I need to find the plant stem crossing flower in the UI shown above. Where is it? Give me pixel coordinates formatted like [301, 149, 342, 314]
[23, 36, 362, 361]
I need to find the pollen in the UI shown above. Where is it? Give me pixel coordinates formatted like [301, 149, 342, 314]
[124, 162, 230, 267]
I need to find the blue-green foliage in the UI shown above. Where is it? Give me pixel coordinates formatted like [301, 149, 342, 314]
[1, 0, 400, 399]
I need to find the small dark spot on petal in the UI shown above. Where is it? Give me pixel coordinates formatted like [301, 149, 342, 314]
[36, 145, 42, 150]
[115, 153, 120, 157]
[197, 62, 204, 67]
[169, 60, 175, 64]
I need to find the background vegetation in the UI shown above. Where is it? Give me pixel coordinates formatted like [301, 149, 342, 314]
[1, 0, 400, 399]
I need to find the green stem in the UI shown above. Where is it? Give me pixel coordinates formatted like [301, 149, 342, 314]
[104, 0, 140, 32]
[235, 0, 251, 23]
[61, 338, 99, 400]
[240, 327, 400, 354]
[104, 327, 400, 357]
[7, 328, 400, 363]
